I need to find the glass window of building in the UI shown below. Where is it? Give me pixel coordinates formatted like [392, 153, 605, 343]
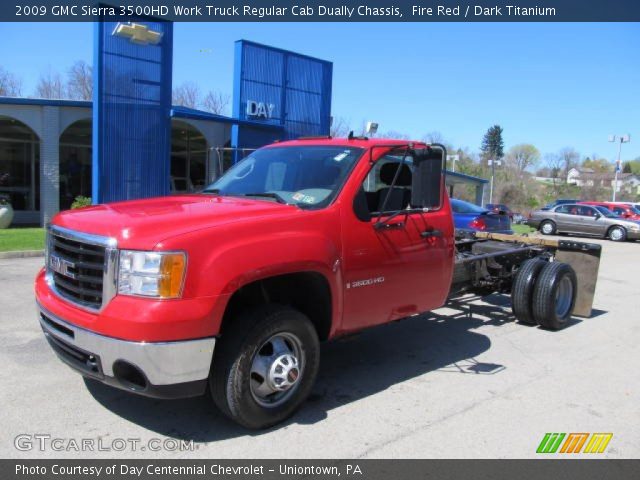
[59, 119, 92, 210]
[171, 121, 208, 193]
[0, 116, 40, 211]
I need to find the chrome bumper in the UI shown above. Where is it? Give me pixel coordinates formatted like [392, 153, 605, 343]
[38, 303, 216, 398]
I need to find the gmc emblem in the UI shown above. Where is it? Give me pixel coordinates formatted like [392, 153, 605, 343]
[50, 254, 76, 279]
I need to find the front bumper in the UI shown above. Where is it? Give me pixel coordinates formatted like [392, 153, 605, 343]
[38, 303, 215, 399]
[627, 229, 640, 240]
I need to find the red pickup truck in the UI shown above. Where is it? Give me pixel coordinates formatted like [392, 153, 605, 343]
[36, 136, 601, 428]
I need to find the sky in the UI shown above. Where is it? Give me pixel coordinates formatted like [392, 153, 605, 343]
[1, 22, 639, 161]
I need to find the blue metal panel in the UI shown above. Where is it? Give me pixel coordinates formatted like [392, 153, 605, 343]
[93, 20, 173, 204]
[232, 40, 332, 157]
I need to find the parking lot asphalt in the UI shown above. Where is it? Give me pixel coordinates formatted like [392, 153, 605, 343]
[1, 236, 639, 459]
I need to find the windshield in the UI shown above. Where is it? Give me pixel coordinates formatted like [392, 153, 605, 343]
[451, 199, 487, 214]
[203, 146, 363, 208]
[595, 206, 617, 218]
[628, 205, 640, 215]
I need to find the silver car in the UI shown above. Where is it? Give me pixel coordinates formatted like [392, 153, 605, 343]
[528, 204, 640, 242]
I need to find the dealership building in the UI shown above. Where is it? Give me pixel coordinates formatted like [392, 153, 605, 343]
[0, 22, 485, 226]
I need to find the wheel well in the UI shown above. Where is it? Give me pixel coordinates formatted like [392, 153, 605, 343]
[221, 272, 333, 341]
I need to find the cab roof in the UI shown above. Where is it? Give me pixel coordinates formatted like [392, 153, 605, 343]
[267, 137, 430, 150]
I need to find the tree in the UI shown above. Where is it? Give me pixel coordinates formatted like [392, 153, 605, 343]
[377, 130, 410, 139]
[66, 61, 92, 100]
[0, 66, 22, 96]
[557, 147, 580, 182]
[623, 162, 632, 174]
[544, 153, 564, 195]
[329, 116, 350, 138]
[480, 125, 504, 166]
[505, 144, 540, 174]
[35, 69, 64, 99]
[422, 131, 446, 144]
[172, 81, 200, 108]
[202, 90, 230, 115]
[582, 156, 612, 173]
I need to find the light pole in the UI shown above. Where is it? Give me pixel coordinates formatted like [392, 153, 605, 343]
[608, 134, 630, 202]
[488, 158, 501, 203]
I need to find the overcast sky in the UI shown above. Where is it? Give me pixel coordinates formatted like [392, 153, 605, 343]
[1, 22, 638, 160]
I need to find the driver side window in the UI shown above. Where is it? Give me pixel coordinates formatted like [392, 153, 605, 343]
[361, 156, 414, 214]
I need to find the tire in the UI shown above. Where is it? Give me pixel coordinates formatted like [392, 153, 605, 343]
[532, 262, 577, 330]
[511, 258, 546, 325]
[540, 220, 556, 235]
[209, 305, 320, 429]
[608, 225, 627, 242]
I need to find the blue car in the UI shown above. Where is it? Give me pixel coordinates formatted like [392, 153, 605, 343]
[451, 198, 513, 234]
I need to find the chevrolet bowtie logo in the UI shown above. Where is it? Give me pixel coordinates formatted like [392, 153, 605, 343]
[113, 23, 163, 46]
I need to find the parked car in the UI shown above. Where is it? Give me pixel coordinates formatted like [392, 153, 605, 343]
[579, 201, 640, 220]
[453, 198, 512, 233]
[485, 203, 515, 221]
[528, 203, 640, 241]
[512, 213, 526, 224]
[541, 199, 579, 211]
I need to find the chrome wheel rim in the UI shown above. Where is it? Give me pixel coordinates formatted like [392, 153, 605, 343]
[249, 332, 304, 408]
[555, 275, 573, 318]
[610, 228, 623, 241]
[542, 222, 553, 234]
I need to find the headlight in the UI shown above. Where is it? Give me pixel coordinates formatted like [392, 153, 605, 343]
[118, 250, 186, 298]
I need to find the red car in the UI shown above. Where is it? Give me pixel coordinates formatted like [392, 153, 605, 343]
[579, 201, 640, 220]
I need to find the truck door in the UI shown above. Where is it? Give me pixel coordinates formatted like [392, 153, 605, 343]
[339, 147, 455, 333]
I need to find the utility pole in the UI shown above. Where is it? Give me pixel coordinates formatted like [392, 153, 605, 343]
[488, 158, 500, 203]
[608, 134, 631, 202]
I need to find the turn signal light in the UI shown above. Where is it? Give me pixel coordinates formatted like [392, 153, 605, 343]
[158, 254, 186, 298]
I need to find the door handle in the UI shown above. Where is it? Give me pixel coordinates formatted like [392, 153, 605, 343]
[374, 221, 405, 231]
[421, 229, 442, 238]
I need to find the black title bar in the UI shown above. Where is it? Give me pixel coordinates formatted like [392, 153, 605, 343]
[3, 1, 640, 22]
[5, 460, 640, 480]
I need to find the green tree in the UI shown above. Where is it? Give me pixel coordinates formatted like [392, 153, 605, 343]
[622, 162, 632, 174]
[480, 125, 504, 166]
[505, 144, 540, 174]
[582, 157, 612, 173]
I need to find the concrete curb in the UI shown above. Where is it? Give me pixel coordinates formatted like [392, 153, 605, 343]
[0, 250, 45, 259]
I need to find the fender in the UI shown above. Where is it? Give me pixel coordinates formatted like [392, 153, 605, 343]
[156, 210, 345, 336]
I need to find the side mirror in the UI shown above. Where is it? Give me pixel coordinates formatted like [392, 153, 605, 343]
[411, 146, 445, 209]
[594, 213, 601, 219]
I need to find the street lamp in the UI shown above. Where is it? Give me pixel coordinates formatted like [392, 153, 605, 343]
[488, 158, 502, 203]
[608, 134, 631, 202]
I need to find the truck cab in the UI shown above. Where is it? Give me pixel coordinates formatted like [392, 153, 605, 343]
[36, 137, 454, 428]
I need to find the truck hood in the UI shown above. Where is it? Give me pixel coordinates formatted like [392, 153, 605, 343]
[52, 194, 299, 249]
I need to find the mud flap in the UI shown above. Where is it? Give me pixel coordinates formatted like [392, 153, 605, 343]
[555, 240, 602, 318]
[473, 232, 602, 318]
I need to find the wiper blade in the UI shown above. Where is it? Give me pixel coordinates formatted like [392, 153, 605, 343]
[202, 188, 221, 194]
[243, 192, 289, 204]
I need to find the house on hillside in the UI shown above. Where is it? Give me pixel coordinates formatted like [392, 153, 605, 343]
[566, 167, 640, 195]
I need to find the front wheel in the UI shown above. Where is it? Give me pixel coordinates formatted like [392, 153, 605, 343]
[608, 226, 627, 242]
[540, 220, 556, 235]
[209, 305, 320, 429]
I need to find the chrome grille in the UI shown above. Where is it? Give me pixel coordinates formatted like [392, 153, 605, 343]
[46, 226, 118, 311]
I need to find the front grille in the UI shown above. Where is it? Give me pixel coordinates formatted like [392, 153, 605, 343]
[43, 330, 103, 378]
[47, 226, 117, 311]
